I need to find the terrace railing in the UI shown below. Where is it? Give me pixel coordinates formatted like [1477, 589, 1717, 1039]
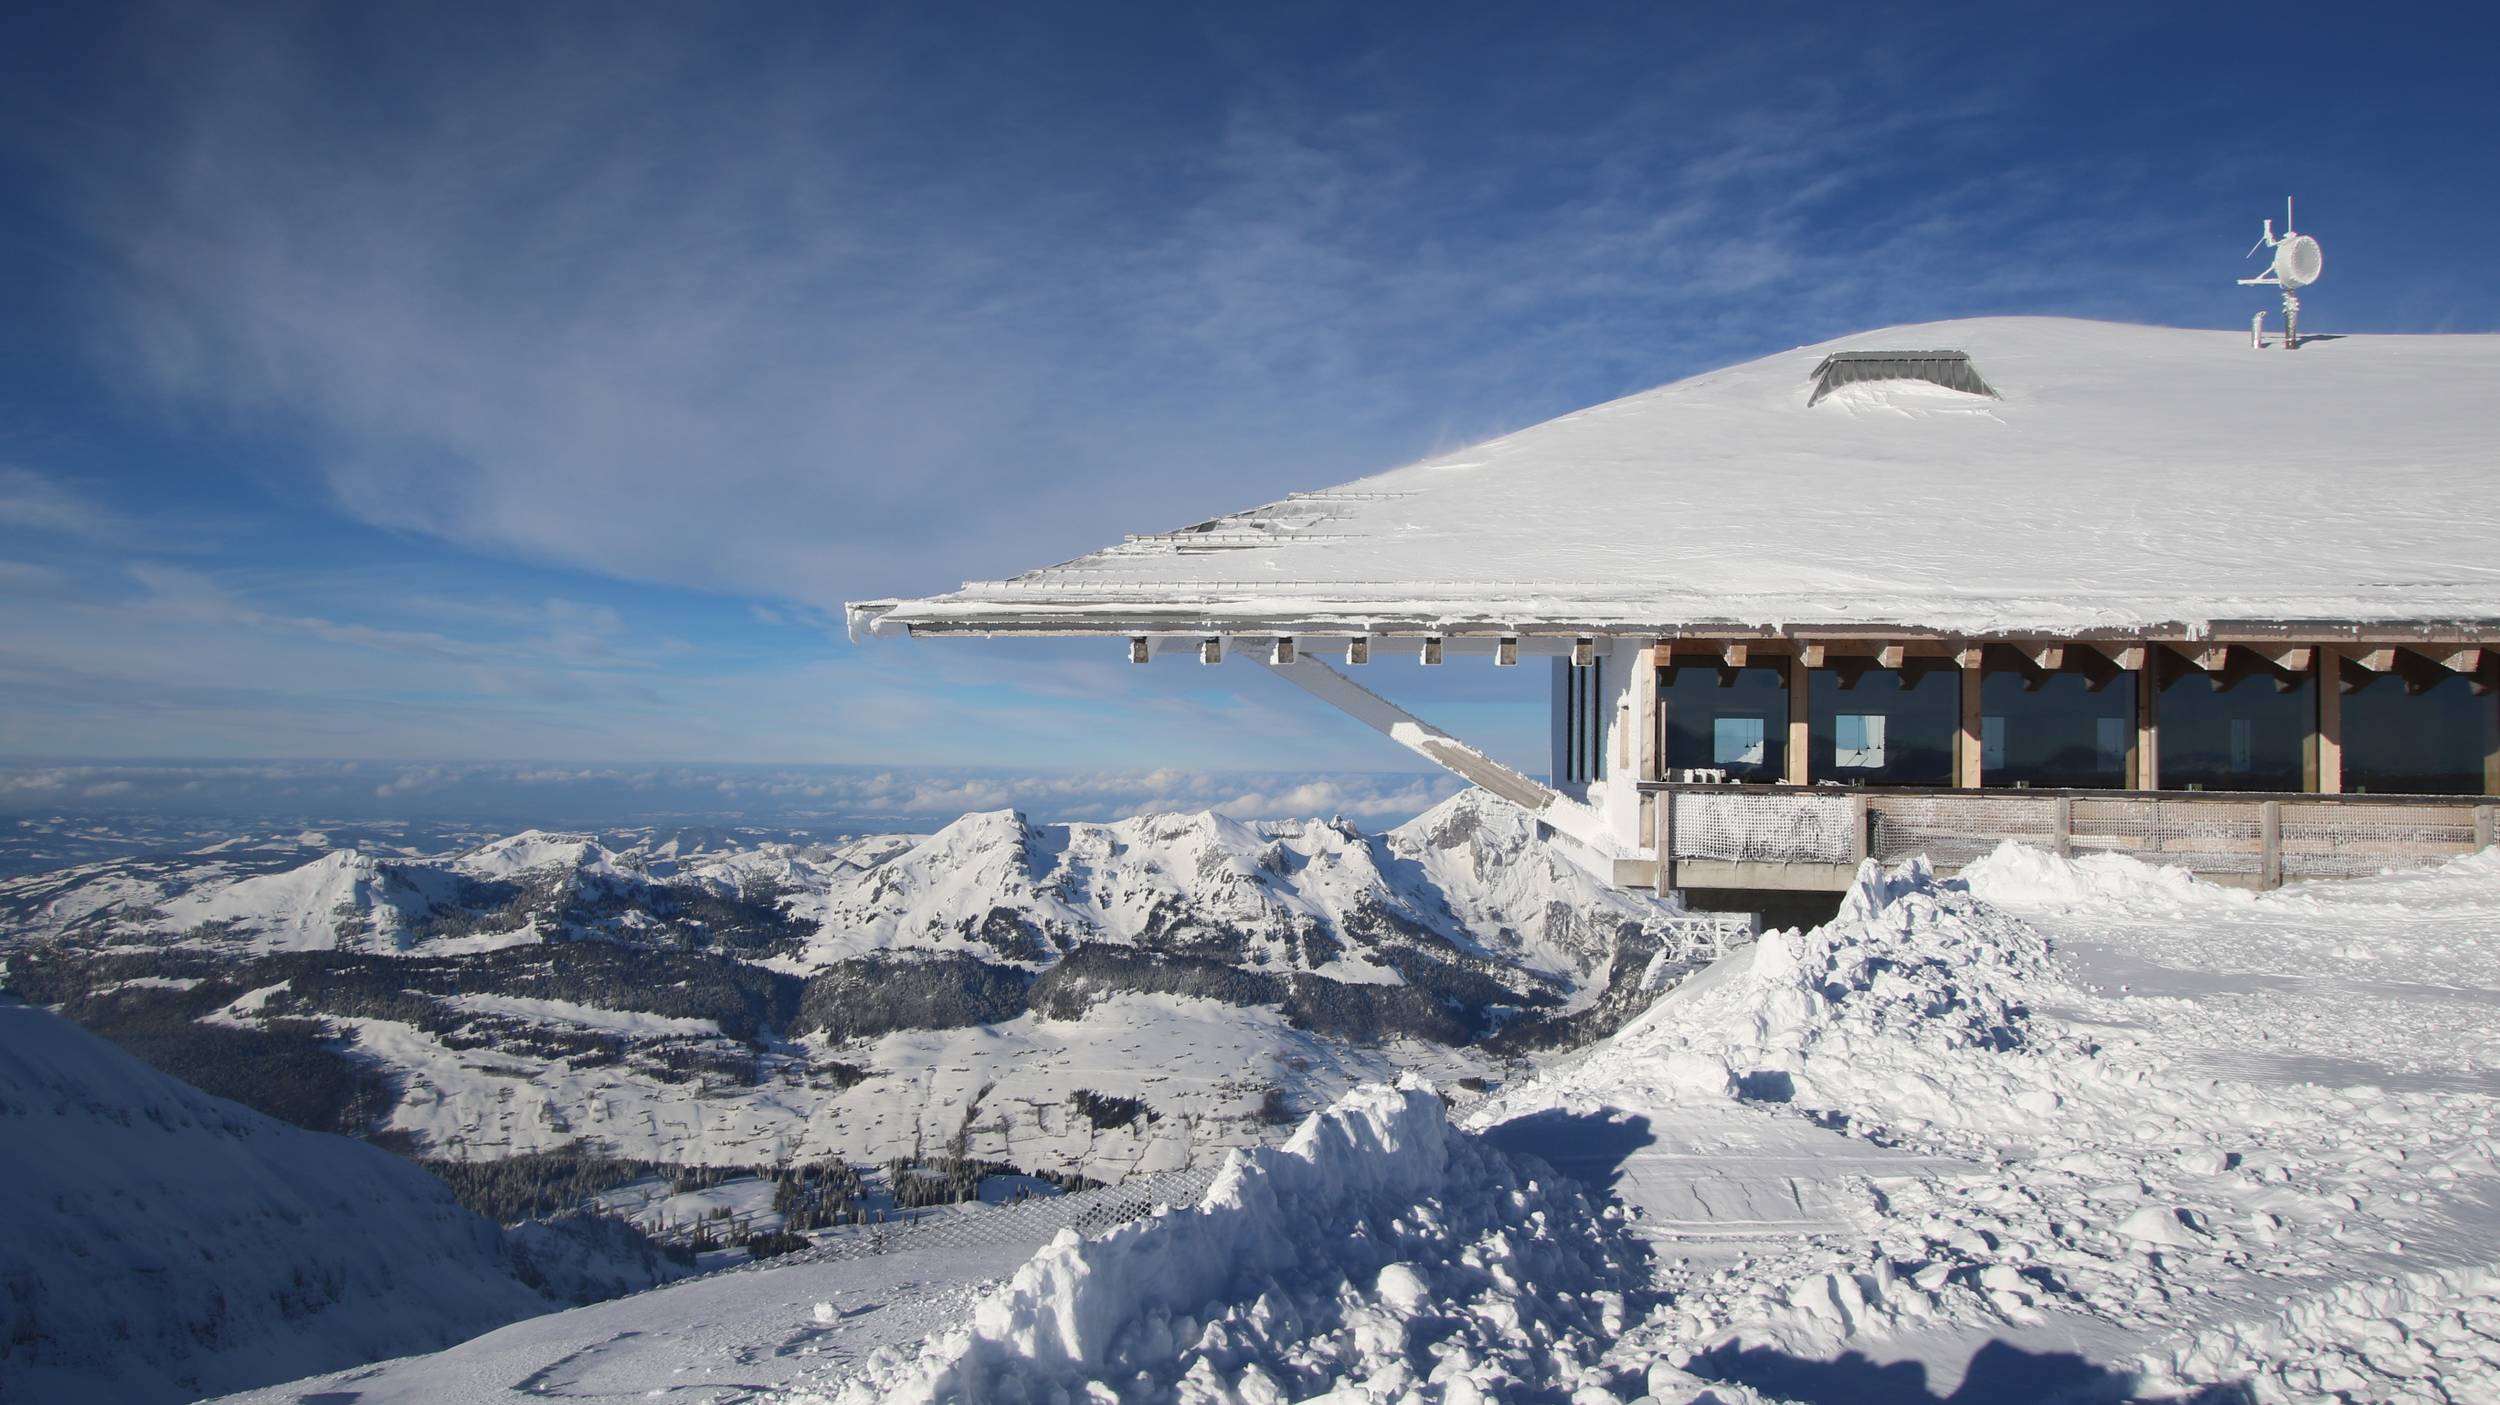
[1635, 784, 2496, 892]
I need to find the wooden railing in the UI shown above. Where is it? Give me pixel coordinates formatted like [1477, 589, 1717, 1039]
[1627, 783, 2497, 893]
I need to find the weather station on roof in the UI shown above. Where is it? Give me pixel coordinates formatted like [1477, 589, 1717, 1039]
[852, 285, 2500, 903]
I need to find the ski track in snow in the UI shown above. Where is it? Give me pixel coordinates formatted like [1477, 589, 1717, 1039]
[212, 841, 2500, 1404]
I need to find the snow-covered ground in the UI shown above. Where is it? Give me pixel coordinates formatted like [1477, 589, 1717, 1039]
[221, 841, 2500, 1403]
[0, 1001, 674, 1405]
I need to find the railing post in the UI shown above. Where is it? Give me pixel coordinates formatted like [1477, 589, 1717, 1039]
[2477, 805, 2496, 853]
[1849, 793, 1871, 866]
[1653, 787, 1674, 898]
[1956, 644, 1985, 788]
[2261, 800, 2284, 889]
[2052, 794, 2073, 860]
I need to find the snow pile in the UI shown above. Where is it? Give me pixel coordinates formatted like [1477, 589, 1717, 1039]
[790, 1081, 1645, 1405]
[1958, 839, 2241, 913]
[1508, 857, 2081, 1145]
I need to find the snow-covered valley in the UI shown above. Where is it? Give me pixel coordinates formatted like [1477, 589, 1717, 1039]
[201, 838, 2500, 1405]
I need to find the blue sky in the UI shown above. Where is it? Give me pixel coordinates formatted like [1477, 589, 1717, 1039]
[1, 2, 2493, 821]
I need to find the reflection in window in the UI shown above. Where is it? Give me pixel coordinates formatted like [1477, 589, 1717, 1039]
[1713, 716, 1767, 766]
[1833, 713, 1886, 768]
[2161, 658, 2310, 792]
[2342, 666, 2497, 795]
[1662, 664, 1788, 782]
[1981, 667, 2135, 788]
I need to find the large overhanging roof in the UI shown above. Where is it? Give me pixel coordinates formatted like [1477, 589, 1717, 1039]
[851, 317, 2500, 643]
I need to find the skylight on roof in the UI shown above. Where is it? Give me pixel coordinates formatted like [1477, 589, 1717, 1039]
[1808, 350, 1996, 407]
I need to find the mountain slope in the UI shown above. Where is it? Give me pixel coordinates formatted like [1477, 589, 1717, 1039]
[0, 1000, 559, 1404]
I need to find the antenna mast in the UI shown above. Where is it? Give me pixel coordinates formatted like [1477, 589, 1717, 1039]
[2238, 197, 2324, 350]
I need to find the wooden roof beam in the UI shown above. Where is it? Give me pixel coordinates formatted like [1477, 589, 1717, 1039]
[2410, 645, 2483, 676]
[2164, 643, 2233, 672]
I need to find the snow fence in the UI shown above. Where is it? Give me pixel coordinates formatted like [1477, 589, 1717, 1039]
[792, 1080, 1646, 1405]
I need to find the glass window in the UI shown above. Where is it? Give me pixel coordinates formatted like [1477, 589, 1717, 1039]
[2161, 663, 2311, 792]
[1662, 664, 1788, 782]
[2343, 667, 2496, 795]
[1981, 667, 2135, 788]
[1809, 663, 1956, 784]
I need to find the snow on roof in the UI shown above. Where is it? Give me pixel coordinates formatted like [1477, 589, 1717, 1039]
[852, 318, 2500, 642]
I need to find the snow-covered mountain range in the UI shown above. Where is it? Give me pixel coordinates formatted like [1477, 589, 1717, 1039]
[1, 792, 1674, 1184]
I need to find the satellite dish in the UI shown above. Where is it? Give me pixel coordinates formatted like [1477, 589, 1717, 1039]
[2238, 197, 2323, 349]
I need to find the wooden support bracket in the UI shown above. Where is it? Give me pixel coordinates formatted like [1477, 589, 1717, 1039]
[1200, 637, 1222, 665]
[1128, 636, 1149, 665]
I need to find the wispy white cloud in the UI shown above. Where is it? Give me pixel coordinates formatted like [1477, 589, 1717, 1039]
[36, 6, 2219, 625]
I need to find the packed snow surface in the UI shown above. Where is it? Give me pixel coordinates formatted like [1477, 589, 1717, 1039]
[856, 318, 2500, 637]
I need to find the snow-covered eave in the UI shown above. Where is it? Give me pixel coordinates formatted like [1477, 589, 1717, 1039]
[846, 596, 2500, 646]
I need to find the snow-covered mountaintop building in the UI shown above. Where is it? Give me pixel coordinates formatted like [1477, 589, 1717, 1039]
[853, 318, 2498, 893]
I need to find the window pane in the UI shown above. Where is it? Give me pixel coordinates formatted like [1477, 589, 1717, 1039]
[1808, 663, 1955, 783]
[1982, 669, 2135, 788]
[1662, 664, 1788, 782]
[2343, 669, 2496, 795]
[2161, 667, 2310, 792]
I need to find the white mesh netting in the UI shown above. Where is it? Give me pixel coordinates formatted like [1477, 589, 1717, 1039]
[1671, 791, 1857, 864]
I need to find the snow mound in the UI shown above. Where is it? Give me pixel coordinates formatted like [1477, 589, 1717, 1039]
[1959, 840, 2249, 912]
[794, 1081, 1645, 1405]
[1497, 858, 2073, 1141]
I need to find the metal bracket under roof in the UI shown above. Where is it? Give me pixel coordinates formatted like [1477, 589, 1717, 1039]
[1808, 349, 1997, 406]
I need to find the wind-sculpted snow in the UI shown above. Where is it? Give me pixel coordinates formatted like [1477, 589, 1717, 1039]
[791, 1082, 1647, 1405]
